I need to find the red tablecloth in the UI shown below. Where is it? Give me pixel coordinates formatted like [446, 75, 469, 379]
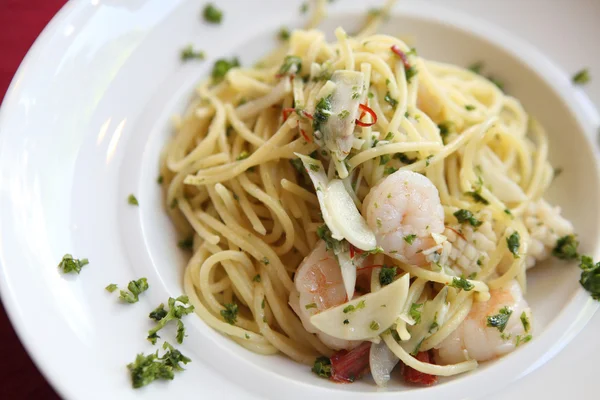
[0, 2, 67, 398]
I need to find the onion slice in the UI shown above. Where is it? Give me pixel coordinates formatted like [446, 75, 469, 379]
[370, 340, 400, 387]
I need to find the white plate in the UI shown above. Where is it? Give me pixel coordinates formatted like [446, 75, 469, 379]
[1, 1, 599, 399]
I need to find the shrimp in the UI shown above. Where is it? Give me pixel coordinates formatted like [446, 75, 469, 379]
[435, 280, 533, 364]
[362, 170, 445, 266]
[289, 240, 361, 351]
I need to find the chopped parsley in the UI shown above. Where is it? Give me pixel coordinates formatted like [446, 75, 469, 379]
[379, 265, 397, 286]
[178, 237, 194, 250]
[552, 234, 579, 260]
[236, 151, 250, 161]
[403, 234, 417, 245]
[202, 4, 223, 24]
[384, 92, 398, 108]
[278, 55, 302, 76]
[118, 278, 149, 304]
[211, 57, 240, 82]
[338, 110, 350, 119]
[343, 300, 366, 314]
[369, 320, 380, 331]
[105, 283, 118, 293]
[128, 341, 191, 388]
[343, 319, 349, 325]
[468, 62, 483, 74]
[579, 256, 600, 300]
[305, 303, 317, 310]
[450, 277, 474, 291]
[384, 166, 398, 176]
[128, 194, 139, 206]
[147, 295, 195, 344]
[157, 175, 164, 184]
[572, 68, 590, 85]
[316, 224, 343, 253]
[453, 209, 482, 227]
[466, 190, 489, 205]
[180, 45, 205, 61]
[312, 356, 331, 378]
[438, 121, 453, 142]
[261, 257, 270, 265]
[425, 155, 433, 166]
[313, 95, 333, 131]
[253, 274, 261, 282]
[409, 303, 423, 324]
[515, 334, 532, 346]
[384, 132, 394, 141]
[429, 313, 439, 333]
[394, 153, 416, 164]
[58, 254, 89, 274]
[504, 209, 513, 216]
[220, 303, 238, 325]
[379, 154, 391, 165]
[465, 104, 475, 111]
[506, 232, 520, 258]
[486, 306, 512, 333]
[520, 311, 530, 333]
[278, 27, 290, 41]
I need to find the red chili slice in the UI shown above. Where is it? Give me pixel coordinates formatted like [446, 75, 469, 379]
[356, 103, 377, 127]
[349, 244, 364, 259]
[403, 351, 438, 386]
[445, 226, 466, 241]
[391, 45, 412, 71]
[299, 128, 311, 143]
[330, 341, 371, 383]
[282, 107, 295, 121]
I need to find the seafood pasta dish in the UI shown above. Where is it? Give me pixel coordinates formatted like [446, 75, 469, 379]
[159, 1, 581, 386]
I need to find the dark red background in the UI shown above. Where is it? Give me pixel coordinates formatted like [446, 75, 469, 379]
[0, 1, 67, 398]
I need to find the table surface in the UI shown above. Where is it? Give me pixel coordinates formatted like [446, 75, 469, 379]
[0, 1, 66, 398]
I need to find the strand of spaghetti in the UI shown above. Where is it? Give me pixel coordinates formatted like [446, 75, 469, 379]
[214, 183, 243, 222]
[235, 78, 292, 120]
[335, 27, 355, 71]
[224, 104, 266, 147]
[281, 179, 319, 205]
[420, 296, 473, 351]
[347, 141, 441, 168]
[397, 262, 489, 293]
[179, 198, 220, 245]
[209, 276, 231, 293]
[355, 0, 398, 38]
[488, 222, 530, 289]
[382, 333, 478, 375]
[282, 191, 302, 219]
[183, 266, 275, 347]
[195, 211, 294, 292]
[226, 70, 273, 95]
[168, 87, 227, 172]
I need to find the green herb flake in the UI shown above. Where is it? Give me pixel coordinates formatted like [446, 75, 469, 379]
[149, 304, 168, 322]
[305, 303, 317, 310]
[220, 303, 238, 325]
[278, 55, 302, 76]
[466, 191, 489, 205]
[278, 27, 290, 41]
[515, 334, 532, 347]
[147, 295, 195, 344]
[202, 3, 223, 24]
[105, 283, 118, 293]
[506, 232, 520, 258]
[572, 68, 590, 85]
[128, 194, 139, 206]
[118, 278, 149, 304]
[178, 237, 194, 250]
[211, 58, 240, 82]
[384, 91, 398, 108]
[261, 257, 270, 265]
[157, 175, 164, 184]
[343, 300, 366, 314]
[252, 274, 261, 282]
[409, 302, 423, 324]
[170, 198, 179, 209]
[300, 2, 309, 14]
[312, 95, 333, 131]
[468, 62, 484, 74]
[127, 341, 191, 388]
[379, 265, 397, 286]
[311, 356, 331, 378]
[552, 234, 579, 260]
[369, 320, 380, 331]
[343, 319, 349, 325]
[338, 109, 350, 119]
[58, 254, 89, 274]
[579, 256, 600, 300]
[379, 154, 391, 166]
[465, 104, 476, 111]
[437, 121, 453, 141]
[425, 155, 433, 166]
[453, 209, 482, 227]
[180, 45, 206, 61]
[384, 166, 398, 176]
[236, 151, 250, 161]
[403, 234, 417, 245]
[486, 306, 512, 333]
[520, 311, 530, 333]
[394, 153, 416, 164]
[450, 277, 474, 291]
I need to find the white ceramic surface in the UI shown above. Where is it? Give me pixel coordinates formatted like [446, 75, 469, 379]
[1, 1, 599, 399]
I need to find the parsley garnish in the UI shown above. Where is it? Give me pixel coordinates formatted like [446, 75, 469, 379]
[236, 151, 250, 161]
[450, 277, 474, 291]
[403, 234, 417, 245]
[221, 303, 238, 325]
[305, 303, 317, 310]
[379, 265, 397, 286]
[409, 303, 423, 324]
[384, 92, 398, 108]
[338, 110, 350, 119]
[520, 311, 530, 333]
[128, 194, 139, 206]
[486, 306, 512, 332]
[312, 356, 331, 378]
[506, 232, 520, 258]
[278, 27, 290, 41]
[468, 62, 483, 74]
[180, 45, 205, 61]
[425, 155, 433, 166]
[278, 55, 302, 76]
[178, 237, 193, 250]
[128, 341, 191, 388]
[316, 224, 343, 252]
[118, 278, 149, 304]
[157, 175, 164, 184]
[58, 254, 89, 274]
[343, 319, 349, 325]
[579, 256, 600, 300]
[572, 69, 590, 85]
[466, 190, 489, 205]
[105, 283, 118, 293]
[369, 320, 380, 330]
[465, 104, 475, 111]
[312, 95, 333, 131]
[394, 153, 416, 164]
[552, 234, 579, 260]
[211, 58, 240, 82]
[148, 295, 195, 344]
[515, 334, 532, 346]
[384, 132, 394, 141]
[438, 121, 453, 142]
[343, 300, 366, 314]
[379, 154, 391, 165]
[252, 274, 261, 282]
[384, 166, 398, 176]
[203, 4, 223, 24]
[453, 209, 482, 227]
